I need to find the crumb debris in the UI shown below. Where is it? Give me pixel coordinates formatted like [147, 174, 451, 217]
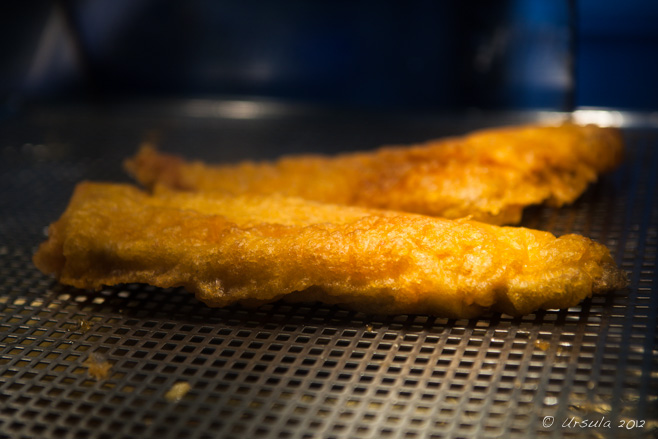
[84, 354, 111, 380]
[76, 318, 93, 333]
[534, 340, 551, 351]
[165, 381, 191, 402]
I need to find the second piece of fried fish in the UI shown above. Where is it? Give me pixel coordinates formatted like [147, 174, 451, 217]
[125, 123, 624, 225]
[34, 182, 627, 318]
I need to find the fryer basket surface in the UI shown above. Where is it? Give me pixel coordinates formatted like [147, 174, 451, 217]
[1, 103, 656, 439]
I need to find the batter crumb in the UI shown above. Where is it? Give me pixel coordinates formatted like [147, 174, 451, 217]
[165, 381, 191, 402]
[84, 354, 111, 380]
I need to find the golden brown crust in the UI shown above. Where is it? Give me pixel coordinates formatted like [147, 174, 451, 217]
[124, 123, 624, 225]
[34, 182, 627, 318]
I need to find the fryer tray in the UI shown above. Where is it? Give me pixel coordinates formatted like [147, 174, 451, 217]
[1, 102, 656, 439]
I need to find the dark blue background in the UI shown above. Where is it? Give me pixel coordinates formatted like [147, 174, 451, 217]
[2, 0, 657, 111]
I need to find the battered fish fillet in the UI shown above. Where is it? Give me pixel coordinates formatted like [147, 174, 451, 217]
[124, 123, 624, 225]
[33, 182, 627, 318]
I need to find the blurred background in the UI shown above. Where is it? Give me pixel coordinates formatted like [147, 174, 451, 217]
[2, 0, 657, 113]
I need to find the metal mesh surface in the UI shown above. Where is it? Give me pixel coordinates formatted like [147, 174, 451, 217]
[1, 102, 657, 439]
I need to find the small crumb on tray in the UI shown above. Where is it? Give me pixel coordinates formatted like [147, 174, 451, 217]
[165, 381, 191, 402]
[84, 354, 111, 380]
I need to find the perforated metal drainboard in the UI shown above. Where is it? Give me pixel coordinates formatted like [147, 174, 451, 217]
[0, 106, 657, 439]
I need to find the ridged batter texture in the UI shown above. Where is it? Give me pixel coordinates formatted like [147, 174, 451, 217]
[34, 182, 627, 318]
[125, 123, 624, 225]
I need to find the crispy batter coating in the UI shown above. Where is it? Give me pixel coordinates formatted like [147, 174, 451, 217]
[124, 123, 624, 225]
[34, 182, 627, 318]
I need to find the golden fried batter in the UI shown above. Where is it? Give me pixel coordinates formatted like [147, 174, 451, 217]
[125, 123, 624, 225]
[34, 182, 627, 318]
